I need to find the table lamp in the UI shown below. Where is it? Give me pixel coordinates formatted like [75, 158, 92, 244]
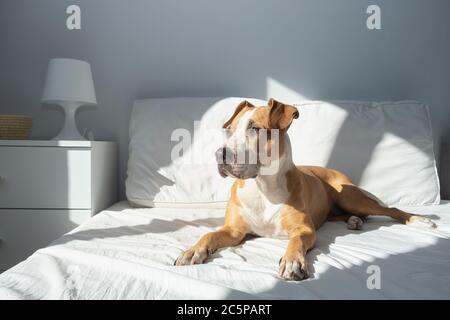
[41, 58, 97, 140]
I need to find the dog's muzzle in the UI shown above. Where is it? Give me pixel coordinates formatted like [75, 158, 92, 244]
[215, 147, 259, 179]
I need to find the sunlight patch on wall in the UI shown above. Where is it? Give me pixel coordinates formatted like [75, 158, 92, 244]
[266, 77, 308, 103]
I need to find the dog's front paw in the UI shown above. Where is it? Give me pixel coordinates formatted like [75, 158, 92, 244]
[278, 253, 309, 281]
[174, 246, 210, 266]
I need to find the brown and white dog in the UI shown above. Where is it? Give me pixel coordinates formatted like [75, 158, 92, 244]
[175, 98, 436, 281]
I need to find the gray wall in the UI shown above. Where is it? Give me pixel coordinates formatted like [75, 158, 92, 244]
[1, 0, 449, 199]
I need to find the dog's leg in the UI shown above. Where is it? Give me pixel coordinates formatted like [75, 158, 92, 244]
[175, 226, 246, 266]
[336, 184, 436, 228]
[174, 180, 250, 266]
[328, 214, 364, 230]
[176, 192, 250, 266]
[279, 212, 316, 281]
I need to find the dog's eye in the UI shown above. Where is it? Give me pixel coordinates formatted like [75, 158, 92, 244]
[250, 126, 260, 131]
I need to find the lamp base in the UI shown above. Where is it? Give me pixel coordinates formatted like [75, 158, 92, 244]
[52, 102, 86, 141]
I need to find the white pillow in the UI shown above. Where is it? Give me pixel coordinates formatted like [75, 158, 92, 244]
[290, 101, 440, 206]
[126, 97, 265, 208]
[126, 98, 440, 207]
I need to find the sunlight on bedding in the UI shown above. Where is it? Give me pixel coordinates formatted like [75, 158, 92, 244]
[1, 201, 449, 299]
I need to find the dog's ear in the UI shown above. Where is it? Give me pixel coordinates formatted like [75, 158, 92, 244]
[268, 98, 299, 130]
[223, 100, 255, 129]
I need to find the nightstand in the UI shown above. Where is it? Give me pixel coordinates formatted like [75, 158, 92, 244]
[0, 140, 117, 271]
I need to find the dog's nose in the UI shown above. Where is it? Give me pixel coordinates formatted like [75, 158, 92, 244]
[215, 147, 234, 164]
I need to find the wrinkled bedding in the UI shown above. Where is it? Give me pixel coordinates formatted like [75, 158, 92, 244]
[1, 201, 450, 299]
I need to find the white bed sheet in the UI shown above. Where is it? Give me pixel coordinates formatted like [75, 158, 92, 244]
[1, 201, 450, 299]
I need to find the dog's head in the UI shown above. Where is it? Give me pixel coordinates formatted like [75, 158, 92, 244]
[216, 98, 299, 179]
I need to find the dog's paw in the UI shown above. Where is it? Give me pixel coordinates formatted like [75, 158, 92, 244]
[174, 246, 209, 266]
[278, 253, 309, 281]
[347, 216, 363, 230]
[407, 215, 437, 229]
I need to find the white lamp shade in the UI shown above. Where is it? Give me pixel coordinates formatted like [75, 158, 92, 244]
[42, 58, 97, 105]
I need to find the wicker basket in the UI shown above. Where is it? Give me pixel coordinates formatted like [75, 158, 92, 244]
[0, 115, 32, 140]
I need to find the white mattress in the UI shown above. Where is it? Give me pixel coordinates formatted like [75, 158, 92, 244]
[1, 201, 450, 299]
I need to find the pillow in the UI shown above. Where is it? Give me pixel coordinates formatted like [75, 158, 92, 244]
[126, 98, 440, 207]
[126, 97, 265, 208]
[290, 101, 440, 206]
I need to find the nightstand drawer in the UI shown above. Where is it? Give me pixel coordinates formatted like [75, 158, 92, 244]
[0, 147, 91, 209]
[0, 209, 91, 270]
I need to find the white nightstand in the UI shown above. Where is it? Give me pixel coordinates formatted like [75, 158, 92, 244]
[0, 140, 117, 271]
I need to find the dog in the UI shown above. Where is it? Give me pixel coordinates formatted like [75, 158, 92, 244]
[175, 98, 436, 281]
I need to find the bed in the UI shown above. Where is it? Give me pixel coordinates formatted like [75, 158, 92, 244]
[0, 200, 449, 299]
[0, 97, 448, 299]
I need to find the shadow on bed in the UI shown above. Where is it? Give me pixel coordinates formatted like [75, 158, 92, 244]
[50, 216, 224, 246]
[44, 211, 447, 299]
[222, 219, 450, 299]
[250, 238, 450, 299]
[285, 242, 450, 299]
[52, 213, 434, 246]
